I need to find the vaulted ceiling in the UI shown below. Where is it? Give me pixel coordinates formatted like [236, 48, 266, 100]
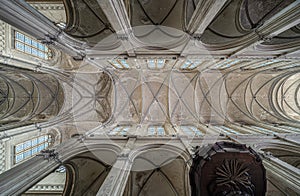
[0, 0, 297, 131]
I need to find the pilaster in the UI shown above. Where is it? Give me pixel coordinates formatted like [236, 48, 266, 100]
[96, 137, 136, 196]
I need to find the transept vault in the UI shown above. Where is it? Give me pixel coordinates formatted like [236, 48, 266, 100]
[0, 0, 300, 195]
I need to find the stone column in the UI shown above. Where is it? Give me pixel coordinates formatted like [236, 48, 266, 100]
[262, 153, 300, 195]
[96, 137, 136, 196]
[0, 155, 60, 195]
[0, 0, 84, 58]
[0, 139, 6, 174]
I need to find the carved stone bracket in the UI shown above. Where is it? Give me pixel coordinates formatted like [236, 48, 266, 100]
[37, 149, 62, 164]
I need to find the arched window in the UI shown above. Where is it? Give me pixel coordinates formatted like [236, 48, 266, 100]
[109, 126, 130, 135]
[278, 125, 300, 134]
[108, 59, 130, 69]
[212, 59, 241, 69]
[14, 31, 52, 60]
[180, 60, 201, 70]
[213, 126, 240, 134]
[180, 126, 202, 136]
[147, 59, 166, 69]
[14, 134, 53, 164]
[147, 126, 165, 136]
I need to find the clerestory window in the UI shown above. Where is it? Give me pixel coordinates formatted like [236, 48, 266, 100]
[147, 126, 165, 136]
[180, 126, 202, 136]
[14, 31, 52, 60]
[109, 126, 130, 135]
[14, 134, 53, 164]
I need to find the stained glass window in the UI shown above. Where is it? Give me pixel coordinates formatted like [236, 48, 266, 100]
[147, 59, 166, 69]
[108, 59, 130, 69]
[147, 126, 165, 136]
[109, 126, 130, 135]
[249, 126, 276, 135]
[213, 126, 240, 135]
[180, 60, 201, 70]
[278, 125, 300, 133]
[181, 126, 202, 136]
[14, 31, 52, 60]
[14, 134, 53, 164]
[212, 59, 242, 69]
[243, 60, 281, 69]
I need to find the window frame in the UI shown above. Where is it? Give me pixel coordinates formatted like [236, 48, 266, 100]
[13, 30, 52, 60]
[14, 134, 53, 164]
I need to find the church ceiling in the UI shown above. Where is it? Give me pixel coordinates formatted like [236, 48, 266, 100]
[63, 0, 117, 45]
[109, 66, 300, 127]
[22, 0, 300, 58]
[124, 149, 189, 196]
[0, 1, 300, 196]
[0, 68, 64, 130]
[201, 0, 295, 46]
[63, 70, 113, 125]
[1, 0, 300, 133]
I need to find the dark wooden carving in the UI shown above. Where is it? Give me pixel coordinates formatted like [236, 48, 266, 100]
[189, 142, 266, 196]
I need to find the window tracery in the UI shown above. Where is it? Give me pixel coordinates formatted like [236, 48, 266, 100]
[147, 126, 165, 136]
[14, 31, 52, 60]
[109, 59, 130, 69]
[180, 126, 202, 136]
[14, 134, 53, 164]
[180, 60, 201, 70]
[147, 59, 166, 69]
[109, 126, 130, 135]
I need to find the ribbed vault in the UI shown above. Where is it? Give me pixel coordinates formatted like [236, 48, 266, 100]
[0, 67, 64, 130]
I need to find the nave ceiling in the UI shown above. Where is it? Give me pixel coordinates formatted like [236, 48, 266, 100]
[0, 1, 300, 195]
[0, 0, 299, 132]
[20, 0, 300, 58]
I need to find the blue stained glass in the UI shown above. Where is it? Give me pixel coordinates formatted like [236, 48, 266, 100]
[148, 126, 156, 135]
[24, 140, 32, 149]
[281, 126, 300, 133]
[16, 42, 25, 51]
[24, 45, 31, 54]
[111, 60, 123, 69]
[32, 138, 38, 146]
[32, 147, 38, 155]
[38, 144, 45, 152]
[32, 48, 38, 56]
[181, 60, 191, 69]
[221, 126, 239, 134]
[251, 126, 274, 134]
[15, 154, 24, 163]
[14, 134, 52, 164]
[110, 126, 121, 135]
[189, 63, 197, 69]
[16, 32, 24, 41]
[214, 126, 231, 135]
[38, 43, 45, 51]
[38, 51, 43, 58]
[23, 150, 32, 159]
[190, 126, 202, 135]
[157, 59, 165, 68]
[120, 59, 130, 68]
[32, 40, 38, 48]
[120, 127, 129, 135]
[15, 31, 51, 60]
[182, 126, 193, 135]
[148, 60, 155, 69]
[25, 36, 31, 45]
[38, 136, 45, 143]
[15, 143, 24, 153]
[157, 127, 164, 135]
